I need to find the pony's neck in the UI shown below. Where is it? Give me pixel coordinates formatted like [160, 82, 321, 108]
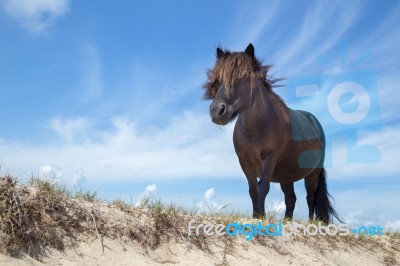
[238, 81, 289, 135]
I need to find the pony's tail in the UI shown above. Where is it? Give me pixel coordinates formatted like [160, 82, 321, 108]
[315, 168, 343, 223]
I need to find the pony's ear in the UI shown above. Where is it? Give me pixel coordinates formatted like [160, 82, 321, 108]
[245, 43, 255, 58]
[216, 47, 225, 59]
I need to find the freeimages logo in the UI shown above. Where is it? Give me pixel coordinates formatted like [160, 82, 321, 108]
[187, 219, 384, 241]
[285, 44, 381, 167]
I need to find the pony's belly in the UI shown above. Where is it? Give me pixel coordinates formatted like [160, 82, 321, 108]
[270, 136, 324, 182]
[271, 164, 315, 183]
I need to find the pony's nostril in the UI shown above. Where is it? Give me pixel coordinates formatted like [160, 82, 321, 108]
[218, 103, 226, 116]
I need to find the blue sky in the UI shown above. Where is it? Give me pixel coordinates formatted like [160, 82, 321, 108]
[0, 0, 399, 229]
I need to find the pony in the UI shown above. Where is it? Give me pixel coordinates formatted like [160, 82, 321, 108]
[203, 43, 340, 223]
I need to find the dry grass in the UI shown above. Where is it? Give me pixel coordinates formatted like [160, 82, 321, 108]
[0, 173, 399, 265]
[0, 174, 215, 259]
[0, 175, 96, 259]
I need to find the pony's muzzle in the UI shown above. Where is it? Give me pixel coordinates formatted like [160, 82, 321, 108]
[210, 103, 227, 120]
[217, 103, 226, 116]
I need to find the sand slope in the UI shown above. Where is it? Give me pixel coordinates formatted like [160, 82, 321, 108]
[1, 232, 399, 266]
[0, 177, 399, 265]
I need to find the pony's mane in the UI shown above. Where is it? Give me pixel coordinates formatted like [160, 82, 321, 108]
[203, 48, 281, 100]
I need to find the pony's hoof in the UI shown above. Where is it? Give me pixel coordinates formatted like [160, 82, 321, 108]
[253, 208, 265, 219]
[283, 215, 293, 221]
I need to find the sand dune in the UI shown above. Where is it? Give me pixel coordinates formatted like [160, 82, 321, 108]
[0, 176, 399, 265]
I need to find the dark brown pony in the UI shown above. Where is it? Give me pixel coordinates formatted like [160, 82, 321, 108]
[203, 43, 341, 222]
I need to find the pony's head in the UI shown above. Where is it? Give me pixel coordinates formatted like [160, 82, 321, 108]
[203, 43, 275, 125]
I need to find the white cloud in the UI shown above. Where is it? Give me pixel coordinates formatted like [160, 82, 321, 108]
[145, 184, 156, 194]
[270, 200, 285, 214]
[204, 188, 215, 201]
[343, 207, 386, 228]
[0, 109, 398, 185]
[39, 165, 88, 187]
[39, 164, 62, 179]
[1, 0, 69, 34]
[273, 0, 363, 76]
[135, 184, 157, 207]
[344, 209, 364, 225]
[49, 117, 90, 143]
[0, 112, 243, 181]
[197, 187, 225, 212]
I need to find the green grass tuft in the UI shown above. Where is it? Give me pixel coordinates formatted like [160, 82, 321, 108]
[73, 187, 98, 202]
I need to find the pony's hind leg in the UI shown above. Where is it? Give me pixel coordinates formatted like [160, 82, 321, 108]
[280, 182, 296, 220]
[304, 169, 320, 220]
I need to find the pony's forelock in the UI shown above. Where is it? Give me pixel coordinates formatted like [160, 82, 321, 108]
[202, 49, 277, 100]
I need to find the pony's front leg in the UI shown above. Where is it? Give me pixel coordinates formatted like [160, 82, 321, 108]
[256, 179, 269, 218]
[238, 158, 259, 218]
[257, 154, 277, 218]
[247, 178, 261, 218]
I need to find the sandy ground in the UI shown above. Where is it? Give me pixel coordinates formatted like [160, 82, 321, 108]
[1, 232, 398, 266]
[0, 178, 399, 266]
